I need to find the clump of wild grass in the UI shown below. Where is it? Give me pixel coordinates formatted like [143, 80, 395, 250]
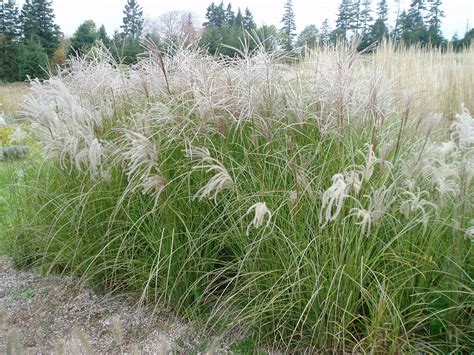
[5, 43, 473, 352]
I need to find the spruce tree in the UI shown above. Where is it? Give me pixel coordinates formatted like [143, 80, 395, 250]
[426, 0, 445, 46]
[234, 9, 243, 27]
[121, 0, 144, 38]
[320, 19, 332, 45]
[225, 3, 235, 26]
[359, 0, 373, 34]
[351, 0, 362, 35]
[69, 20, 98, 56]
[403, 0, 428, 45]
[20, 0, 61, 58]
[97, 25, 111, 48]
[335, 0, 354, 41]
[376, 0, 388, 22]
[17, 38, 49, 79]
[243, 8, 256, 31]
[280, 0, 296, 51]
[1, 0, 22, 81]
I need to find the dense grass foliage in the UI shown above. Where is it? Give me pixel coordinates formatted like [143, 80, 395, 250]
[3, 43, 473, 352]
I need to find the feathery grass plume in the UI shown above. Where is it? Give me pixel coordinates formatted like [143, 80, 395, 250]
[450, 106, 474, 148]
[186, 144, 234, 202]
[245, 202, 272, 236]
[320, 173, 348, 225]
[400, 189, 438, 230]
[346, 207, 372, 236]
[344, 170, 363, 194]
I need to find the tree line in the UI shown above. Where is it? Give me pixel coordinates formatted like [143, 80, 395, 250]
[1, 0, 473, 82]
[0, 0, 146, 81]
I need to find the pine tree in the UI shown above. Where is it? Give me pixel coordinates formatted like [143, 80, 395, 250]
[320, 19, 332, 45]
[393, 0, 402, 40]
[402, 0, 428, 45]
[121, 0, 144, 38]
[359, 0, 373, 34]
[97, 25, 111, 48]
[393, 10, 406, 41]
[376, 0, 388, 22]
[234, 9, 243, 27]
[351, 0, 362, 35]
[280, 0, 296, 51]
[225, 3, 235, 26]
[1, 0, 22, 81]
[335, 0, 354, 41]
[426, 0, 445, 46]
[243, 8, 256, 31]
[203, 1, 226, 28]
[20, 0, 61, 58]
[17, 38, 49, 79]
[69, 20, 98, 56]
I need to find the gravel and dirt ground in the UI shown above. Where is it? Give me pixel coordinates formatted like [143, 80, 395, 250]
[0, 256, 220, 354]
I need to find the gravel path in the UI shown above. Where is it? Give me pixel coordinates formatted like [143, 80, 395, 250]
[0, 257, 211, 354]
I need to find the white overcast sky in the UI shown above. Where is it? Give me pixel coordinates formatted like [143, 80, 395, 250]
[14, 0, 474, 39]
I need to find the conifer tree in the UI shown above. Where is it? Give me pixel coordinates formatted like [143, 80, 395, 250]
[20, 0, 61, 58]
[280, 0, 296, 51]
[243, 8, 256, 31]
[426, 0, 445, 46]
[320, 19, 332, 45]
[403, 0, 428, 45]
[1, 0, 22, 81]
[97, 25, 111, 48]
[225, 3, 235, 26]
[351, 0, 362, 35]
[359, 0, 373, 34]
[376, 0, 388, 22]
[69, 20, 98, 56]
[335, 0, 354, 40]
[121, 0, 144, 38]
[17, 38, 49, 79]
[234, 8, 243, 27]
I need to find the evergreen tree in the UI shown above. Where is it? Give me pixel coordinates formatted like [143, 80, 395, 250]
[17, 38, 49, 79]
[426, 0, 445, 46]
[402, 0, 428, 45]
[203, 1, 226, 28]
[234, 9, 243, 27]
[97, 25, 111, 48]
[243, 8, 256, 31]
[296, 24, 319, 49]
[280, 0, 296, 51]
[69, 20, 98, 56]
[20, 0, 61, 58]
[393, 0, 402, 40]
[1, 0, 22, 81]
[392, 10, 407, 40]
[351, 0, 362, 35]
[320, 19, 332, 45]
[359, 0, 373, 34]
[376, 0, 388, 22]
[225, 3, 235, 26]
[335, 0, 354, 41]
[121, 0, 144, 38]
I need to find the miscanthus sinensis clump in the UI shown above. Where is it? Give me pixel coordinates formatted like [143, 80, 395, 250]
[16, 44, 473, 353]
